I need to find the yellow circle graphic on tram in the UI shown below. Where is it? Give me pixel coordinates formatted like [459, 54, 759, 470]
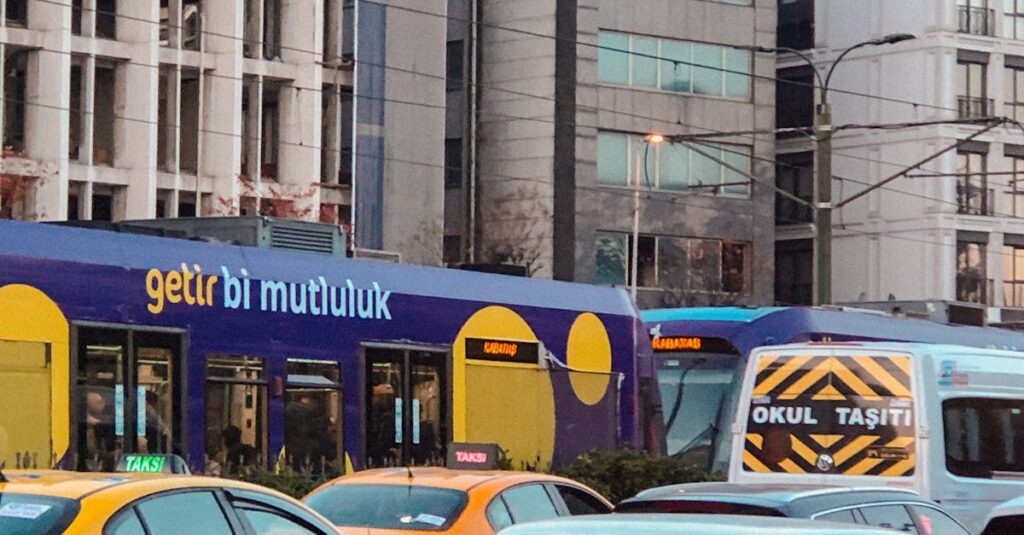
[453, 306, 555, 469]
[566, 312, 612, 406]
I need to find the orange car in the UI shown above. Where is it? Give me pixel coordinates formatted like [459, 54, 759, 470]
[303, 468, 613, 534]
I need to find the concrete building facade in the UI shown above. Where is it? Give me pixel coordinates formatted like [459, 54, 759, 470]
[774, 0, 1024, 323]
[0, 0, 447, 266]
[445, 0, 778, 308]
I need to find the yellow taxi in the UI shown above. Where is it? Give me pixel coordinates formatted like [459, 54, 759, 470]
[0, 460, 340, 534]
[303, 467, 613, 534]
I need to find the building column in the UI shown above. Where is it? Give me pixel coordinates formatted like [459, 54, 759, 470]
[117, 0, 159, 219]
[278, 0, 323, 220]
[202, 0, 245, 215]
[23, 0, 71, 220]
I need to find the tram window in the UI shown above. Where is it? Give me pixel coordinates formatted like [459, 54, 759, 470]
[77, 328, 128, 471]
[285, 360, 343, 476]
[206, 355, 267, 475]
[135, 332, 181, 456]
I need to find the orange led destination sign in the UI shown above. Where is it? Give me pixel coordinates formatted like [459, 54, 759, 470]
[466, 337, 539, 364]
[650, 336, 737, 354]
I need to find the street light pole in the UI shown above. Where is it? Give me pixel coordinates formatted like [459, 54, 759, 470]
[746, 33, 914, 306]
[631, 133, 664, 303]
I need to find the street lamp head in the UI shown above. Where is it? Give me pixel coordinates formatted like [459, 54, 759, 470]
[645, 132, 666, 145]
[872, 33, 916, 46]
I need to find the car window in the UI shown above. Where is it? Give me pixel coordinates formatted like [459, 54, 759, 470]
[486, 498, 514, 532]
[0, 493, 80, 535]
[908, 505, 969, 535]
[226, 489, 337, 534]
[859, 505, 919, 533]
[238, 507, 317, 535]
[135, 491, 234, 535]
[554, 485, 610, 516]
[304, 484, 467, 531]
[500, 484, 560, 524]
[983, 515, 1024, 535]
[616, 499, 783, 516]
[815, 509, 858, 524]
[105, 508, 146, 535]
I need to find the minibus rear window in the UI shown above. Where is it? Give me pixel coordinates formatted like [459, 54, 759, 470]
[944, 398, 1024, 477]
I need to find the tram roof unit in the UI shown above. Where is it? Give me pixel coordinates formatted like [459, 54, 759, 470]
[0, 220, 636, 317]
[640, 306, 1024, 355]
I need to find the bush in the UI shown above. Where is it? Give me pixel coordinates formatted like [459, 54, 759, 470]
[554, 448, 722, 504]
[234, 466, 334, 499]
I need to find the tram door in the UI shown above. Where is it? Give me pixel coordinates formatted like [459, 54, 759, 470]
[365, 347, 448, 468]
[76, 327, 182, 471]
[0, 340, 51, 469]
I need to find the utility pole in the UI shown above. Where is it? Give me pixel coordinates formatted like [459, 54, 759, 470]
[745, 33, 915, 306]
[814, 98, 832, 306]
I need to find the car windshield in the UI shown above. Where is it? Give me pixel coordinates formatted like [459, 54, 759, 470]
[304, 484, 468, 530]
[0, 493, 80, 535]
[616, 499, 784, 517]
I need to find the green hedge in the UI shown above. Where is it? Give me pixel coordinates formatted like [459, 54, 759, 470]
[234, 466, 334, 499]
[554, 448, 723, 504]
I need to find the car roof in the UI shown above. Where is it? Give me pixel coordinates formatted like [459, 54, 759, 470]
[625, 482, 922, 508]
[496, 513, 903, 534]
[311, 467, 580, 493]
[0, 469, 279, 501]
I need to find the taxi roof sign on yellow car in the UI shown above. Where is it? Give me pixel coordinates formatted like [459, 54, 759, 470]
[115, 453, 191, 474]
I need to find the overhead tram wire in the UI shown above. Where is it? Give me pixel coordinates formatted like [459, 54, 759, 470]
[30, 0, 957, 117]
[21, 1, 1024, 253]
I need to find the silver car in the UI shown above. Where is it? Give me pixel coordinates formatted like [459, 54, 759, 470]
[497, 514, 902, 534]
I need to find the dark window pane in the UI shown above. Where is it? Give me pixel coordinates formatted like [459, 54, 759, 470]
[722, 241, 748, 294]
[657, 237, 689, 290]
[0, 494, 79, 535]
[445, 138, 463, 189]
[859, 505, 919, 533]
[634, 235, 657, 288]
[555, 486, 610, 516]
[944, 397, 1024, 476]
[446, 40, 464, 90]
[594, 232, 627, 285]
[486, 498, 514, 532]
[106, 508, 146, 535]
[617, 499, 781, 516]
[285, 360, 342, 476]
[206, 355, 266, 476]
[984, 515, 1024, 535]
[136, 492, 233, 535]
[305, 484, 467, 531]
[501, 484, 559, 524]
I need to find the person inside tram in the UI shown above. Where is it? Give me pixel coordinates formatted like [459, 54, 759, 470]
[218, 424, 257, 475]
[81, 389, 117, 471]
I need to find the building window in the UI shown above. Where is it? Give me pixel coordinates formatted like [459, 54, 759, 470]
[777, 0, 814, 50]
[94, 62, 118, 166]
[776, 66, 814, 135]
[956, 235, 988, 304]
[957, 149, 990, 215]
[1009, 154, 1024, 217]
[593, 231, 751, 294]
[1008, 0, 1024, 38]
[157, 68, 201, 173]
[284, 360, 342, 476]
[775, 238, 813, 305]
[598, 32, 750, 99]
[597, 132, 750, 196]
[445, 138, 463, 189]
[161, 0, 202, 51]
[958, 0, 994, 35]
[244, 0, 281, 59]
[96, 0, 117, 40]
[3, 49, 27, 155]
[1004, 242, 1024, 307]
[1007, 64, 1024, 122]
[956, 56, 989, 118]
[206, 355, 267, 476]
[5, 0, 26, 26]
[776, 152, 814, 225]
[446, 40, 464, 91]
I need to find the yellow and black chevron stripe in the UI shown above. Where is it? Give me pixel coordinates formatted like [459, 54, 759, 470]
[753, 354, 912, 401]
[744, 354, 915, 477]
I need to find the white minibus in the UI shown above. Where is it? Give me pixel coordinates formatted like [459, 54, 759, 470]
[728, 342, 1024, 532]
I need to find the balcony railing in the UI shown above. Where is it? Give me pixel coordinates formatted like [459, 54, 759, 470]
[959, 6, 995, 36]
[958, 96, 994, 118]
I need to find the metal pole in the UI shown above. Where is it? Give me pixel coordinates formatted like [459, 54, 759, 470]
[631, 143, 641, 303]
[814, 93, 832, 306]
